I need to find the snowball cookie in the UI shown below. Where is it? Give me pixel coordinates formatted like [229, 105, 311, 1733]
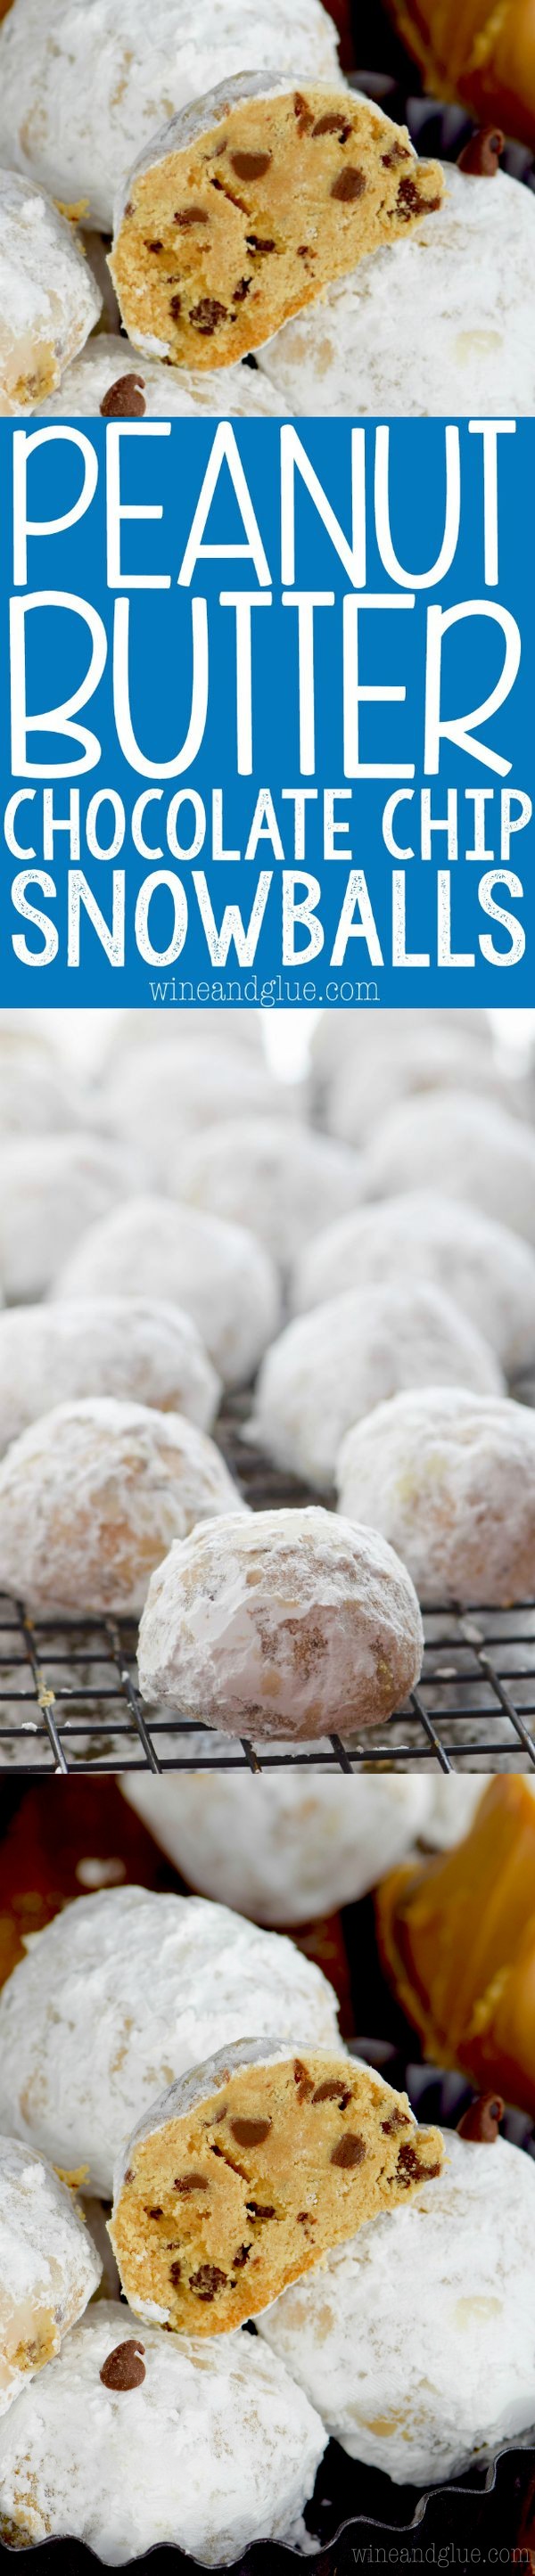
[0, 1885, 340, 2196]
[0, 1134, 141, 1303]
[137, 1504, 424, 1741]
[111, 2038, 443, 2335]
[0, 2137, 102, 2419]
[175, 1117, 361, 1272]
[251, 1279, 502, 1492]
[257, 162, 535, 415]
[37, 332, 287, 417]
[120, 1774, 433, 1924]
[102, 1042, 289, 1185]
[259, 2126, 535, 2486]
[0, 1298, 220, 1454]
[0, 1046, 91, 1137]
[53, 1196, 280, 1389]
[0, 2300, 326, 2565]
[364, 1089, 535, 1249]
[418, 1776, 485, 1850]
[111, 75, 443, 372]
[337, 1388, 535, 1608]
[0, 169, 100, 414]
[0, 1396, 242, 1616]
[323, 1020, 530, 1150]
[0, 0, 340, 236]
[291, 1192, 535, 1380]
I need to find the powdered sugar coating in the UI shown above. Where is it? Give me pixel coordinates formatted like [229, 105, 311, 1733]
[0, 2300, 325, 2563]
[121, 1774, 433, 1923]
[103, 1046, 292, 1187]
[37, 331, 287, 415]
[251, 1279, 502, 1491]
[323, 1021, 530, 1148]
[0, 2137, 101, 2419]
[363, 1090, 535, 1246]
[337, 1386, 535, 1607]
[0, 0, 340, 234]
[0, 1048, 90, 1136]
[137, 1503, 424, 1740]
[0, 1134, 142, 1302]
[257, 163, 535, 415]
[291, 1190, 535, 1378]
[259, 2130, 535, 2483]
[0, 1394, 243, 1614]
[0, 1297, 220, 1452]
[0, 1885, 340, 2195]
[174, 1116, 362, 1271]
[0, 169, 100, 414]
[54, 1194, 280, 1388]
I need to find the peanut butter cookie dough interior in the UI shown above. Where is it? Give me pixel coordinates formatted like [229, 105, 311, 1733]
[110, 73, 444, 366]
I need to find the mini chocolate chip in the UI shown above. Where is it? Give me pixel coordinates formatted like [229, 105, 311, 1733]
[100, 2341, 145, 2391]
[232, 2243, 251, 2268]
[174, 205, 209, 226]
[394, 174, 424, 218]
[297, 2211, 310, 2222]
[145, 238, 163, 251]
[174, 2173, 209, 2194]
[189, 296, 226, 333]
[457, 2093, 505, 2142]
[246, 2201, 276, 2219]
[245, 233, 276, 253]
[293, 2059, 314, 2096]
[294, 93, 313, 125]
[123, 2169, 135, 2184]
[124, 201, 134, 217]
[331, 2133, 366, 2168]
[381, 142, 410, 167]
[312, 112, 351, 138]
[100, 375, 145, 418]
[233, 278, 251, 302]
[230, 2117, 271, 2146]
[396, 2140, 421, 2180]
[422, 193, 442, 210]
[189, 2263, 227, 2301]
[145, 2206, 163, 2219]
[169, 2260, 182, 2286]
[331, 167, 366, 201]
[230, 151, 272, 179]
[381, 2110, 408, 2135]
[311, 2079, 352, 2107]
[457, 125, 504, 174]
[169, 293, 182, 319]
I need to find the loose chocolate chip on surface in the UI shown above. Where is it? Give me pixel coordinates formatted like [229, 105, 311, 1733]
[331, 2132, 366, 2168]
[174, 2172, 210, 2194]
[100, 2341, 145, 2391]
[231, 151, 272, 179]
[174, 205, 209, 226]
[311, 2079, 352, 2107]
[312, 112, 351, 138]
[190, 2262, 227, 2300]
[331, 167, 366, 201]
[231, 2117, 272, 2145]
[457, 2092, 505, 2141]
[457, 125, 504, 174]
[189, 296, 226, 332]
[100, 374, 145, 418]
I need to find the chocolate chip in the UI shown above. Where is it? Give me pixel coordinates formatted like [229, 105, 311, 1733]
[311, 2079, 352, 2107]
[297, 2211, 310, 2222]
[394, 174, 425, 219]
[145, 2206, 163, 2219]
[100, 375, 145, 418]
[457, 2093, 505, 2142]
[246, 2201, 275, 2219]
[230, 2117, 272, 2146]
[396, 2140, 423, 2181]
[331, 2132, 366, 2168]
[293, 93, 313, 127]
[123, 2169, 135, 2184]
[230, 151, 272, 180]
[457, 125, 504, 174]
[232, 2243, 251, 2268]
[233, 278, 251, 303]
[189, 2263, 227, 2301]
[381, 143, 410, 166]
[174, 205, 209, 225]
[293, 2059, 314, 2097]
[381, 2110, 408, 2135]
[174, 2173, 209, 2195]
[124, 201, 134, 217]
[145, 238, 163, 251]
[312, 112, 351, 138]
[169, 2260, 182, 2286]
[331, 167, 366, 201]
[189, 296, 226, 333]
[169, 293, 182, 320]
[245, 234, 276, 253]
[100, 2341, 145, 2391]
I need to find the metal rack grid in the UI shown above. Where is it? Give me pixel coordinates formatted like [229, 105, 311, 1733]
[1, 1394, 534, 1774]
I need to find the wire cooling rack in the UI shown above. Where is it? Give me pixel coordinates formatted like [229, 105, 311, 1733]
[1, 1394, 534, 1774]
